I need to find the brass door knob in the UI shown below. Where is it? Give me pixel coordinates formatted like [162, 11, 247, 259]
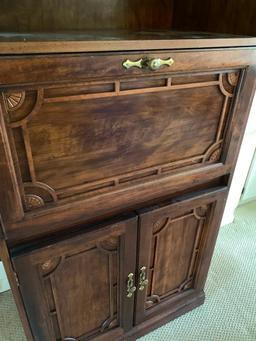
[146, 57, 174, 71]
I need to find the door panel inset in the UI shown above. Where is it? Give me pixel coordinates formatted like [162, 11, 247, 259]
[13, 217, 137, 340]
[135, 189, 226, 324]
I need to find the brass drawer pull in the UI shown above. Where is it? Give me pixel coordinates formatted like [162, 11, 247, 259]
[123, 57, 174, 71]
[126, 273, 136, 298]
[147, 57, 174, 71]
[139, 266, 149, 291]
[123, 58, 144, 69]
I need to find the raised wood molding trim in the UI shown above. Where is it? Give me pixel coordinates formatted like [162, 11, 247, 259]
[0, 96, 24, 223]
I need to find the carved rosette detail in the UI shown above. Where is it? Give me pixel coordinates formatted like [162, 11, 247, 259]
[23, 182, 57, 211]
[228, 72, 239, 87]
[41, 257, 64, 277]
[153, 217, 170, 235]
[193, 206, 208, 220]
[208, 148, 221, 162]
[219, 71, 239, 97]
[25, 194, 44, 211]
[203, 141, 223, 163]
[3, 91, 25, 111]
[97, 237, 119, 253]
[41, 260, 53, 271]
[146, 294, 161, 308]
[101, 316, 118, 332]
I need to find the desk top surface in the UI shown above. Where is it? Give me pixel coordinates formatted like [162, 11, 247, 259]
[0, 30, 255, 54]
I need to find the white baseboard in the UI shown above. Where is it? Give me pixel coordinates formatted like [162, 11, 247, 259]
[222, 92, 256, 226]
[0, 261, 10, 293]
[239, 197, 256, 206]
[221, 212, 235, 227]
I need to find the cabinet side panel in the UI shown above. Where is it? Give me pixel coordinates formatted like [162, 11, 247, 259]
[0, 239, 33, 340]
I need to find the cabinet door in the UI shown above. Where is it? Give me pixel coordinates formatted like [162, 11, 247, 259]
[12, 216, 137, 341]
[135, 188, 226, 324]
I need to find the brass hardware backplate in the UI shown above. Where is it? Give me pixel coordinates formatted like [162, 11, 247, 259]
[123, 58, 143, 69]
[147, 57, 174, 71]
[123, 57, 174, 71]
[127, 273, 136, 298]
[139, 266, 149, 291]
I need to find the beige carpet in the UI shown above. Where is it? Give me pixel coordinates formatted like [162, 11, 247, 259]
[0, 201, 256, 341]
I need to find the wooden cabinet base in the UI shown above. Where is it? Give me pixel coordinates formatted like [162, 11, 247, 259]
[10, 188, 225, 340]
[124, 290, 205, 340]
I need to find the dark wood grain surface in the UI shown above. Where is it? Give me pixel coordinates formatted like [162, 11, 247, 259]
[0, 30, 244, 42]
[0, 0, 173, 32]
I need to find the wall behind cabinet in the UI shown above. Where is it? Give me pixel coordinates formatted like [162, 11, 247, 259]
[0, 263, 9, 293]
[221, 94, 256, 226]
[0, 0, 255, 35]
[173, 0, 256, 36]
[241, 150, 256, 203]
[0, 0, 173, 32]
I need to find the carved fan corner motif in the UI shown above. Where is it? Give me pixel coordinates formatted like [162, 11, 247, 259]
[2, 88, 57, 212]
[153, 217, 170, 235]
[100, 316, 118, 332]
[3, 91, 25, 111]
[219, 71, 240, 97]
[24, 194, 44, 211]
[97, 236, 119, 253]
[203, 141, 223, 164]
[41, 256, 64, 277]
[227, 71, 240, 87]
[23, 181, 57, 212]
[193, 205, 208, 220]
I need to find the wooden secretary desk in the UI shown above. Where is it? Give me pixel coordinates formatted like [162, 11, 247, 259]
[0, 1, 255, 340]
